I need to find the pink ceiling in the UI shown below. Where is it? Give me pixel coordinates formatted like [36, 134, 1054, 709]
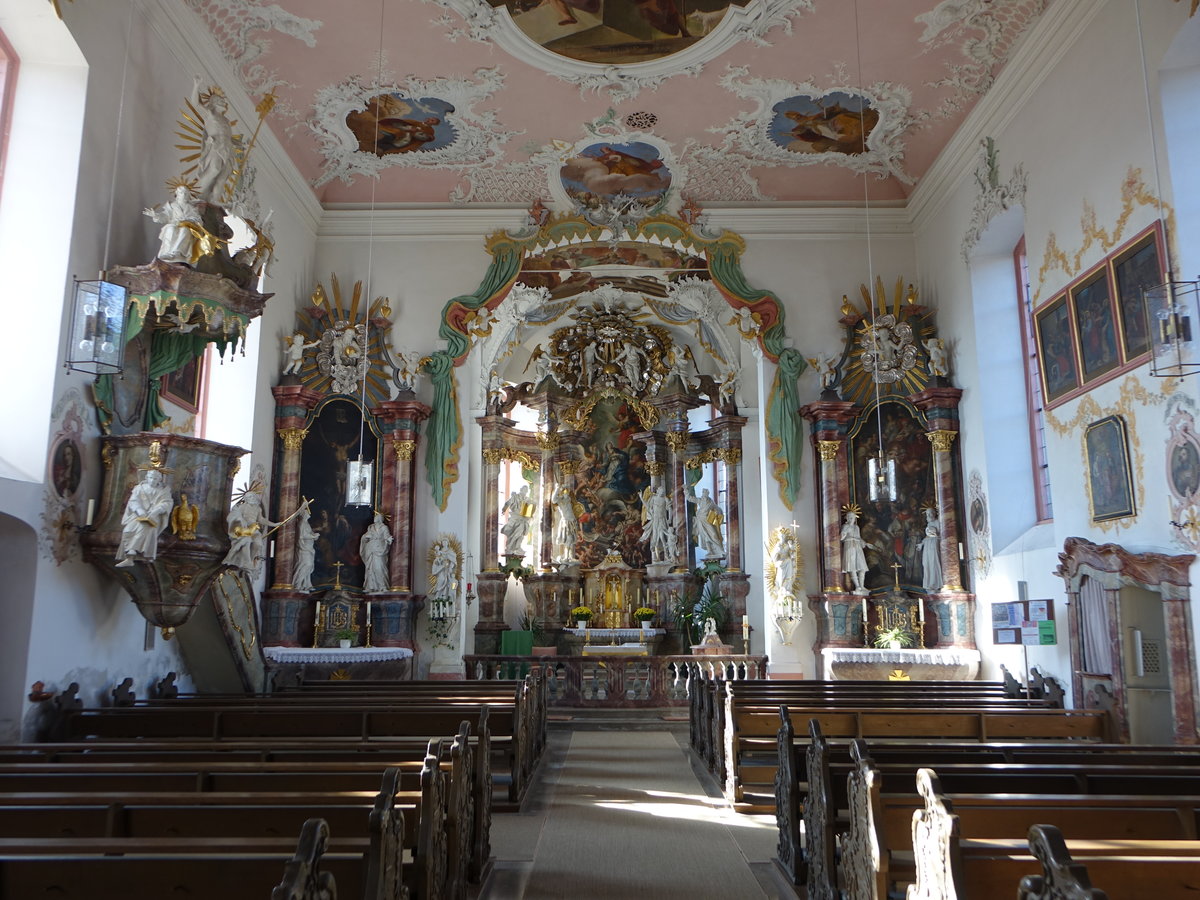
[188, 0, 1052, 205]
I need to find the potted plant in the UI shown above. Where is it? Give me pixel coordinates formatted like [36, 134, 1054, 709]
[335, 627, 356, 649]
[671, 573, 727, 647]
[874, 626, 915, 650]
[634, 607, 656, 630]
[571, 606, 593, 629]
[520, 613, 558, 657]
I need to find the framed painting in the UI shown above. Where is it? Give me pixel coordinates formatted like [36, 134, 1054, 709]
[161, 350, 206, 413]
[1071, 268, 1121, 384]
[1034, 295, 1079, 404]
[1111, 225, 1164, 361]
[1085, 415, 1135, 522]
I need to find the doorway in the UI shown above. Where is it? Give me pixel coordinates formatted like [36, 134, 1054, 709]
[1120, 584, 1174, 743]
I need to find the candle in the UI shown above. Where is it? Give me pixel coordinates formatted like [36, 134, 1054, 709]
[742, 614, 749, 628]
[467, 582, 472, 593]
[366, 601, 372, 625]
[862, 596, 868, 621]
[85, 499, 95, 526]
[918, 597, 925, 624]
[958, 542, 964, 560]
[314, 601, 322, 624]
[269, 539, 275, 558]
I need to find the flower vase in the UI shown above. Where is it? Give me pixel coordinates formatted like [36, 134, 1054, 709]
[641, 621, 652, 632]
[339, 639, 352, 649]
[577, 619, 588, 630]
[888, 640, 900, 650]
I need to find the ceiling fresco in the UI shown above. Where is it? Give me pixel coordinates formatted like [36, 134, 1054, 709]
[183, 0, 1053, 205]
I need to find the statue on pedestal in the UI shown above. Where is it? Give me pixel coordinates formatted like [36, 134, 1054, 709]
[293, 507, 318, 593]
[920, 508, 942, 593]
[769, 527, 797, 603]
[360, 512, 393, 593]
[841, 507, 868, 593]
[693, 488, 725, 558]
[552, 483, 579, 561]
[223, 476, 275, 576]
[501, 484, 533, 557]
[640, 486, 675, 562]
[924, 337, 949, 378]
[189, 77, 238, 205]
[430, 536, 458, 600]
[115, 468, 173, 567]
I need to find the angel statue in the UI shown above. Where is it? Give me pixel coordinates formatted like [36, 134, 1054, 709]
[640, 485, 675, 563]
[282, 333, 319, 376]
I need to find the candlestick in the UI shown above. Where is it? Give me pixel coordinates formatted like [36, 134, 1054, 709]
[918, 597, 925, 625]
[85, 499, 95, 526]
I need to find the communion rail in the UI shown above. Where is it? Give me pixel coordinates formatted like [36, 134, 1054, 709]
[463, 655, 768, 708]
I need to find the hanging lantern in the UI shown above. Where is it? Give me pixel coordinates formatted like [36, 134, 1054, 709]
[868, 455, 897, 503]
[345, 456, 374, 506]
[65, 279, 127, 375]
[1146, 279, 1200, 378]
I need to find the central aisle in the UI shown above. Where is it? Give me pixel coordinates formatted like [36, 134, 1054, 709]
[482, 725, 786, 899]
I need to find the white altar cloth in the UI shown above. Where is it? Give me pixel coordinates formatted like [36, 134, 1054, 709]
[821, 647, 980, 681]
[264, 646, 414, 665]
[581, 643, 650, 657]
[572, 627, 664, 641]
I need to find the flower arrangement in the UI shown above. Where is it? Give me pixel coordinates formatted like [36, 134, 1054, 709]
[335, 627, 356, 640]
[874, 626, 915, 649]
[570, 606, 593, 622]
[633, 607, 656, 623]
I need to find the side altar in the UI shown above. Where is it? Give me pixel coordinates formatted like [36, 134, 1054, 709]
[802, 280, 977, 680]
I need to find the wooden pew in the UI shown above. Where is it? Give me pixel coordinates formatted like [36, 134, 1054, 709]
[837, 741, 1200, 899]
[907, 771, 1200, 900]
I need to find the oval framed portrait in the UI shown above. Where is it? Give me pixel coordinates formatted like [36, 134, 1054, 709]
[49, 437, 83, 499]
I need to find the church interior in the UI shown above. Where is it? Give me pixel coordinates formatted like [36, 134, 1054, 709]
[2, 0, 1200, 895]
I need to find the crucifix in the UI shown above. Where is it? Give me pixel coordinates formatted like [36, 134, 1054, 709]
[891, 561, 902, 589]
[332, 561, 345, 589]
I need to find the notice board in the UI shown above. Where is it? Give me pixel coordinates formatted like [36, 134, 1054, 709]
[991, 598, 1056, 646]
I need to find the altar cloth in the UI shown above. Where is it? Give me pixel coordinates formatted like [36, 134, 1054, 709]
[821, 647, 980, 681]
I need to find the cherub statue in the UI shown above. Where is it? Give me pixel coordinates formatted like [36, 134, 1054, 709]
[393, 349, 423, 393]
[282, 333, 319, 376]
[807, 354, 838, 390]
[924, 337, 949, 377]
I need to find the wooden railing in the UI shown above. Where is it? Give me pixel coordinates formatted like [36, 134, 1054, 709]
[464, 655, 769, 707]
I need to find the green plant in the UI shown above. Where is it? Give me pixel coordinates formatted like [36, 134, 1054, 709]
[874, 626, 915, 648]
[335, 627, 355, 641]
[518, 612, 554, 646]
[570, 605, 593, 622]
[671, 574, 727, 646]
[633, 607, 656, 623]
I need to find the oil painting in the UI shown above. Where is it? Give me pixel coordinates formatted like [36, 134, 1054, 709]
[769, 92, 879, 155]
[161, 351, 206, 414]
[1085, 415, 1135, 522]
[1112, 227, 1162, 361]
[848, 401, 935, 592]
[1071, 269, 1120, 384]
[490, 0, 749, 63]
[560, 141, 672, 208]
[49, 437, 82, 499]
[1034, 295, 1079, 405]
[345, 94, 458, 157]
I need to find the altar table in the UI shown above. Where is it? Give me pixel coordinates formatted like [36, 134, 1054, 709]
[821, 647, 981, 681]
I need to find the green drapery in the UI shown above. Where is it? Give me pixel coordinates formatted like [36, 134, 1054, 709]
[421, 245, 523, 508]
[419, 350, 461, 511]
[708, 244, 805, 508]
[766, 348, 808, 510]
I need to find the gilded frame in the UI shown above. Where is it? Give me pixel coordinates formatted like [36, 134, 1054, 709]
[1084, 415, 1135, 522]
[1070, 265, 1121, 385]
[1110, 223, 1164, 362]
[1034, 294, 1080, 404]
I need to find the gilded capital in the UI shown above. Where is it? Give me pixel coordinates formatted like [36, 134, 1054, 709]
[277, 427, 308, 452]
[646, 460, 666, 477]
[393, 439, 415, 461]
[926, 430, 957, 453]
[557, 460, 579, 476]
[482, 448, 505, 466]
[665, 431, 689, 454]
[535, 431, 561, 451]
[718, 447, 742, 466]
[817, 440, 839, 462]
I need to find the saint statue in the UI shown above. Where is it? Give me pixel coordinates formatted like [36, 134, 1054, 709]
[640, 485, 674, 562]
[223, 481, 275, 576]
[771, 530, 796, 602]
[501, 485, 533, 557]
[693, 488, 724, 557]
[841, 508, 868, 593]
[114, 468, 173, 567]
[190, 76, 238, 205]
[360, 512, 393, 593]
[920, 509, 943, 593]
[551, 483, 579, 561]
[292, 508, 318, 593]
[430, 537, 457, 600]
[143, 185, 202, 265]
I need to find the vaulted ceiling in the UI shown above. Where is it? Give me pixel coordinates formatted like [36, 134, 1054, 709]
[185, 0, 1053, 207]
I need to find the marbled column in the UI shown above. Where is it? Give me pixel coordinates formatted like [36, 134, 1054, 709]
[705, 415, 747, 573]
[537, 431, 559, 572]
[666, 428, 690, 570]
[373, 396, 431, 593]
[477, 414, 515, 574]
[800, 400, 860, 595]
[926, 430, 963, 592]
[268, 384, 324, 590]
[1162, 593, 1199, 744]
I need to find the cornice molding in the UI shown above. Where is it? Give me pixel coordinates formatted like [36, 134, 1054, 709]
[908, 0, 1104, 234]
[317, 205, 914, 241]
[143, 0, 324, 237]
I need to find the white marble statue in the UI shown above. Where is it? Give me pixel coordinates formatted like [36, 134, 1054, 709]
[641, 486, 675, 562]
[693, 488, 725, 557]
[143, 185, 202, 265]
[703, 616, 718, 638]
[282, 333, 319, 376]
[430, 537, 457, 600]
[223, 479, 276, 576]
[581, 342, 598, 387]
[807, 354, 838, 390]
[501, 484, 533, 557]
[921, 509, 943, 593]
[360, 512, 393, 593]
[717, 364, 739, 408]
[190, 76, 238, 205]
[841, 509, 869, 593]
[619, 342, 645, 391]
[924, 337, 949, 377]
[114, 468, 173, 567]
[771, 529, 796, 602]
[552, 483, 579, 561]
[394, 348, 423, 392]
[292, 508, 318, 593]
